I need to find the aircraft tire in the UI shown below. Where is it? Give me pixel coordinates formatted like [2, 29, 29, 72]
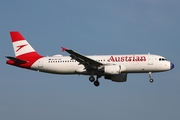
[89, 76, 95, 82]
[149, 79, 154, 83]
[94, 80, 100, 87]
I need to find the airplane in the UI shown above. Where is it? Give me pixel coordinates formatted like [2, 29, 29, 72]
[6, 31, 174, 87]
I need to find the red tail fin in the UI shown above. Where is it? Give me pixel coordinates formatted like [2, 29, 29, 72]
[7, 31, 43, 68]
[10, 31, 42, 59]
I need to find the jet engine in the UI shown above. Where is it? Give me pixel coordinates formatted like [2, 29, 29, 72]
[104, 65, 126, 75]
[104, 65, 120, 74]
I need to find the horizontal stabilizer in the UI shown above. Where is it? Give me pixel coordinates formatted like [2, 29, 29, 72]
[6, 56, 28, 64]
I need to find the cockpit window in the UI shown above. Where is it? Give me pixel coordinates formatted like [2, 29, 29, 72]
[159, 58, 167, 61]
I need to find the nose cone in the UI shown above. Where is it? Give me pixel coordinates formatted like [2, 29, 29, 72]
[171, 62, 174, 69]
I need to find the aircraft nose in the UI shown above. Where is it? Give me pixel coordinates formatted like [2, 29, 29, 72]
[171, 62, 174, 69]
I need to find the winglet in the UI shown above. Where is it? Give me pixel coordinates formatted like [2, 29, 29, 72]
[61, 47, 67, 52]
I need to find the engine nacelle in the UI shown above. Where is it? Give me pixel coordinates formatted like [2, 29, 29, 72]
[104, 64, 127, 75]
[104, 73, 127, 82]
[104, 65, 120, 74]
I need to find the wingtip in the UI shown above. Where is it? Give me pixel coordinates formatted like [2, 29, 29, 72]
[61, 47, 67, 52]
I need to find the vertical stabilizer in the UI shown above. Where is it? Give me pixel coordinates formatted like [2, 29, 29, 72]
[10, 31, 42, 59]
[7, 31, 43, 69]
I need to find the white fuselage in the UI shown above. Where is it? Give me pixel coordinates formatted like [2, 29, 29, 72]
[31, 54, 171, 75]
[7, 31, 174, 86]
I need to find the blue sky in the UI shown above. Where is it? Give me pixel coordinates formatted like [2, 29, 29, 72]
[0, 0, 180, 120]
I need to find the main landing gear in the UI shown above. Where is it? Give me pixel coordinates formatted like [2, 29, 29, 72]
[89, 75, 101, 87]
[89, 76, 95, 82]
[149, 72, 154, 83]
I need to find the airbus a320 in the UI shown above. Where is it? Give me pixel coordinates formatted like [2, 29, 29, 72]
[6, 31, 174, 86]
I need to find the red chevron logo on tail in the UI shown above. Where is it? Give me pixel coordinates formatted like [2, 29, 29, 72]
[16, 44, 28, 52]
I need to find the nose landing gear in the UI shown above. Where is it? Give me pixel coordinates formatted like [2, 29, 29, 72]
[149, 72, 154, 83]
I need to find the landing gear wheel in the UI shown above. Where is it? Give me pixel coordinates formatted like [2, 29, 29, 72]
[89, 76, 95, 82]
[94, 80, 100, 87]
[149, 79, 154, 83]
[148, 72, 154, 83]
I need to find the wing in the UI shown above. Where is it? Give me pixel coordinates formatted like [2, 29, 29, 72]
[61, 47, 103, 70]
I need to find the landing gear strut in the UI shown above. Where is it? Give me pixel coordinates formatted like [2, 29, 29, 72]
[149, 72, 154, 83]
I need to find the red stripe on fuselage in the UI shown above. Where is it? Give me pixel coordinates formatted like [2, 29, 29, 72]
[6, 52, 43, 69]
